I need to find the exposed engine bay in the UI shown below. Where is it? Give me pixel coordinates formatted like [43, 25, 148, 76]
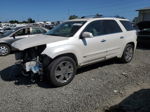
[15, 45, 51, 81]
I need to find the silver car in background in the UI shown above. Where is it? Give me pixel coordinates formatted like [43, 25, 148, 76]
[0, 26, 48, 56]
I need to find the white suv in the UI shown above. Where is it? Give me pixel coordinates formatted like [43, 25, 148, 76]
[12, 18, 137, 87]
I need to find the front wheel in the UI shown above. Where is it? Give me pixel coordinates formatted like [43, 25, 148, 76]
[120, 44, 134, 63]
[0, 44, 10, 56]
[47, 56, 77, 87]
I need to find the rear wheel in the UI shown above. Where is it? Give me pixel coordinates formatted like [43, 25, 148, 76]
[47, 56, 77, 87]
[0, 44, 10, 56]
[120, 44, 134, 63]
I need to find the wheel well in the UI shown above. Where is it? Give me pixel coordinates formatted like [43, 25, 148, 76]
[0, 43, 10, 47]
[0, 43, 11, 49]
[54, 53, 78, 66]
[127, 42, 135, 48]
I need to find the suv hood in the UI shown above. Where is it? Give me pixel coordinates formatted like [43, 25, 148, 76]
[12, 34, 67, 51]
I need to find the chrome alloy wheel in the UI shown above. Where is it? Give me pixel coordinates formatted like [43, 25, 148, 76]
[0, 45, 9, 56]
[124, 46, 133, 62]
[54, 61, 74, 83]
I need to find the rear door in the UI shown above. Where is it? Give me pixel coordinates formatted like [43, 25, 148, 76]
[101, 20, 124, 58]
[29, 27, 47, 37]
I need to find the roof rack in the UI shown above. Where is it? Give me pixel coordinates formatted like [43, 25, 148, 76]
[80, 15, 126, 19]
[80, 14, 103, 19]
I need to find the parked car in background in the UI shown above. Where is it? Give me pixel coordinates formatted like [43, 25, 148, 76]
[0, 26, 48, 56]
[0, 28, 3, 34]
[44, 24, 55, 30]
[12, 17, 137, 87]
[137, 21, 150, 45]
[0, 27, 13, 34]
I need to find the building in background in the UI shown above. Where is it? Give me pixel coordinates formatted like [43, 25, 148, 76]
[137, 7, 150, 22]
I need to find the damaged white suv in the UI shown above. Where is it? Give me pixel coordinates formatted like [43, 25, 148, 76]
[12, 18, 137, 87]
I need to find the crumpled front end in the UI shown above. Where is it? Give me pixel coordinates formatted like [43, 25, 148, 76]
[15, 45, 51, 81]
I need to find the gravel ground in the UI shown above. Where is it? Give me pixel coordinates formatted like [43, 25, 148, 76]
[0, 48, 150, 112]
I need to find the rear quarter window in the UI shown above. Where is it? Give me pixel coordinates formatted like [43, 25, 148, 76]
[120, 21, 134, 31]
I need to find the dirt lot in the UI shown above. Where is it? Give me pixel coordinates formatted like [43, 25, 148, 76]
[0, 47, 150, 112]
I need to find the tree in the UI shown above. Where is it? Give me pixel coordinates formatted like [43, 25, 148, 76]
[69, 15, 78, 20]
[21, 21, 27, 23]
[95, 13, 103, 18]
[27, 18, 35, 23]
[9, 20, 19, 24]
[115, 15, 126, 19]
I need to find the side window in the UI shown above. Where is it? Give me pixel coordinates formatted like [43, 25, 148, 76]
[31, 28, 44, 34]
[84, 21, 104, 36]
[15, 28, 30, 36]
[83, 20, 122, 37]
[120, 21, 134, 31]
[102, 20, 122, 34]
[40, 28, 47, 33]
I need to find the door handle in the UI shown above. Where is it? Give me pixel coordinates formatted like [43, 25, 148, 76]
[101, 39, 106, 42]
[120, 36, 124, 39]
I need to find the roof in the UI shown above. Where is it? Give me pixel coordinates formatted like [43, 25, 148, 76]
[137, 7, 150, 11]
[16, 25, 47, 29]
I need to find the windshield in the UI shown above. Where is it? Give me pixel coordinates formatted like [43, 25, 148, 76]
[0, 27, 21, 37]
[46, 21, 86, 37]
[1, 30, 13, 37]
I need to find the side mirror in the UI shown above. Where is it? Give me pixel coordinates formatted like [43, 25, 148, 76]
[81, 32, 93, 39]
[12, 34, 16, 39]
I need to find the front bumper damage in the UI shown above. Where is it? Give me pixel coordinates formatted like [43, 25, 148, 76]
[15, 56, 43, 82]
[15, 45, 50, 82]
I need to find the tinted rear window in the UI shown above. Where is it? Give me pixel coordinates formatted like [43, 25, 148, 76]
[83, 20, 122, 37]
[103, 20, 122, 34]
[120, 21, 134, 31]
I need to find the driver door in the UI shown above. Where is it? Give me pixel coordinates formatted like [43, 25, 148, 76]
[78, 20, 108, 64]
[13, 28, 30, 39]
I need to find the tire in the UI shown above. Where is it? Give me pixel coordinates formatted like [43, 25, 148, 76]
[47, 56, 77, 87]
[0, 44, 10, 56]
[120, 44, 134, 63]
